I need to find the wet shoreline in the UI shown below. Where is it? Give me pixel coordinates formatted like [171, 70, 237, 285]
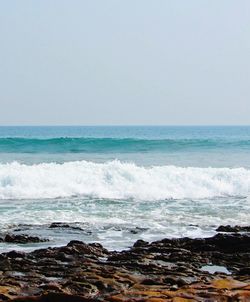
[0, 225, 249, 301]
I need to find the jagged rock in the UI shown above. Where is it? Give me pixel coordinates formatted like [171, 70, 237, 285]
[0, 233, 248, 301]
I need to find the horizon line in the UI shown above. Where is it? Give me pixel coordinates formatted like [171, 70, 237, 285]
[0, 124, 250, 127]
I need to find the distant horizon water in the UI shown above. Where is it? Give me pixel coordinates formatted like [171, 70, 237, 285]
[1, 124, 250, 127]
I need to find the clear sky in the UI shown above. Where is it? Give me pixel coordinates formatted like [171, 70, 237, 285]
[0, 1, 249, 125]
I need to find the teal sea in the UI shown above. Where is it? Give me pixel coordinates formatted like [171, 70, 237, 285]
[0, 126, 250, 251]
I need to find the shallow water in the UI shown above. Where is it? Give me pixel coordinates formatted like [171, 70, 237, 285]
[201, 265, 231, 275]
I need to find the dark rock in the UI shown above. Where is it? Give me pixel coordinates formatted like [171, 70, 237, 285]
[141, 278, 162, 285]
[49, 222, 83, 231]
[4, 234, 48, 244]
[11, 292, 96, 301]
[5, 250, 26, 258]
[205, 233, 250, 253]
[55, 252, 74, 262]
[216, 225, 250, 233]
[130, 227, 148, 234]
[0, 293, 9, 301]
[238, 267, 250, 275]
[133, 239, 149, 248]
[67, 240, 108, 257]
[0, 233, 249, 301]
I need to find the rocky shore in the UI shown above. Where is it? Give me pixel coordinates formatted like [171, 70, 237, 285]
[0, 226, 249, 301]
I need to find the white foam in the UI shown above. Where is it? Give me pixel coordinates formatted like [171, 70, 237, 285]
[0, 160, 250, 200]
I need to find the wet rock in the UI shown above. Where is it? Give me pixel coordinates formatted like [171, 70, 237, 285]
[55, 252, 74, 262]
[49, 222, 83, 231]
[130, 227, 148, 234]
[205, 233, 250, 253]
[0, 294, 8, 301]
[0, 233, 249, 301]
[238, 267, 250, 275]
[133, 239, 149, 248]
[11, 292, 96, 301]
[4, 234, 48, 244]
[5, 251, 26, 259]
[216, 225, 250, 233]
[67, 240, 108, 257]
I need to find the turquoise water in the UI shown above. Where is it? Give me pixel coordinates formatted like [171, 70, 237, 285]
[0, 126, 249, 251]
[1, 126, 250, 167]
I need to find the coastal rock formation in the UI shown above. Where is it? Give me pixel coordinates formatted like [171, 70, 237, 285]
[0, 234, 48, 244]
[0, 232, 249, 301]
[49, 222, 84, 231]
[216, 225, 250, 233]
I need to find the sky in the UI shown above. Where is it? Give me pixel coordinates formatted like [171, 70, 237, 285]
[0, 1, 249, 125]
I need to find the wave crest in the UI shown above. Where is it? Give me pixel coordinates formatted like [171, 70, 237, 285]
[0, 137, 250, 153]
[0, 160, 250, 200]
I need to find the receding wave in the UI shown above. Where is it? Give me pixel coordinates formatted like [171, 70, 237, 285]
[0, 137, 250, 153]
[0, 160, 250, 200]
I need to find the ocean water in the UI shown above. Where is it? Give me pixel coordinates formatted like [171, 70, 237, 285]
[0, 126, 250, 252]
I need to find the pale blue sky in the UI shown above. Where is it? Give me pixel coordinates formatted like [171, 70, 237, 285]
[0, 1, 249, 125]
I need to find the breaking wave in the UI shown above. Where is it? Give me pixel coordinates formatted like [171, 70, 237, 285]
[0, 160, 250, 200]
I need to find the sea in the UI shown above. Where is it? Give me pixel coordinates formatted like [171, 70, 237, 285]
[0, 126, 250, 252]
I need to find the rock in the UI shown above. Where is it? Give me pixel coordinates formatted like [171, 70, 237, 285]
[11, 292, 96, 301]
[49, 222, 83, 231]
[216, 225, 250, 233]
[130, 227, 148, 234]
[0, 233, 249, 301]
[205, 233, 250, 253]
[238, 267, 250, 275]
[5, 251, 26, 259]
[66, 240, 108, 257]
[4, 234, 48, 244]
[133, 239, 149, 248]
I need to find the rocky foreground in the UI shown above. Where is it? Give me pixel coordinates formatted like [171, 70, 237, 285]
[0, 226, 249, 301]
